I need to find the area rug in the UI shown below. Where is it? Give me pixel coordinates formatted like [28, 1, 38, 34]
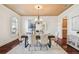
[7, 40, 67, 54]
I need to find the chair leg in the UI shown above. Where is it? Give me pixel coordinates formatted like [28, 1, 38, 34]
[46, 45, 48, 50]
[40, 44, 42, 50]
[28, 44, 31, 51]
[34, 44, 37, 51]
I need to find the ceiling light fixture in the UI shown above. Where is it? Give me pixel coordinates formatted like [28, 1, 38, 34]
[35, 5, 42, 10]
[35, 5, 43, 21]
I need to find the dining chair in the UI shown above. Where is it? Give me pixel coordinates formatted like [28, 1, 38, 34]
[40, 34, 49, 50]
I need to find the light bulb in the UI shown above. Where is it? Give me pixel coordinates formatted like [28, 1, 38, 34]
[35, 5, 42, 10]
[35, 18, 38, 21]
[40, 18, 43, 21]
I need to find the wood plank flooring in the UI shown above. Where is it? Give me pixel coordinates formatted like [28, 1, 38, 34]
[57, 38, 79, 54]
[0, 38, 79, 54]
[0, 39, 20, 54]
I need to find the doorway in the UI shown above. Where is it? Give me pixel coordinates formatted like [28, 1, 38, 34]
[62, 17, 67, 47]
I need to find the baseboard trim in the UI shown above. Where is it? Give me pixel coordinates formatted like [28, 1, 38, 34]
[0, 39, 20, 54]
[56, 38, 79, 54]
[67, 44, 79, 52]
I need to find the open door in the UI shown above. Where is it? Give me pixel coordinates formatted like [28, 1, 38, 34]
[62, 17, 67, 47]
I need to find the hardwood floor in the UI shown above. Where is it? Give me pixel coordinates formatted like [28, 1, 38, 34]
[67, 45, 79, 54]
[0, 39, 20, 54]
[57, 38, 79, 54]
[0, 37, 79, 54]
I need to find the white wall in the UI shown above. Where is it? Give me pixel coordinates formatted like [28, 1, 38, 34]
[58, 4, 79, 39]
[21, 16, 58, 36]
[0, 5, 21, 46]
[40, 16, 58, 35]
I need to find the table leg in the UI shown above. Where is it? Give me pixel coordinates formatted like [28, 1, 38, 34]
[25, 38, 29, 48]
[48, 39, 51, 48]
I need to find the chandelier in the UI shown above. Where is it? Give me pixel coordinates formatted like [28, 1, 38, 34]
[35, 5, 42, 21]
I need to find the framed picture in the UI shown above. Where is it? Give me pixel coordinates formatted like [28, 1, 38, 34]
[10, 16, 18, 35]
[72, 15, 79, 31]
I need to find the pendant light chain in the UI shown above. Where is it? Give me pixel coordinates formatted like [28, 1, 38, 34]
[37, 5, 40, 21]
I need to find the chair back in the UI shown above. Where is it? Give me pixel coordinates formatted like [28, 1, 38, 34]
[40, 34, 49, 44]
[55, 32, 59, 41]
